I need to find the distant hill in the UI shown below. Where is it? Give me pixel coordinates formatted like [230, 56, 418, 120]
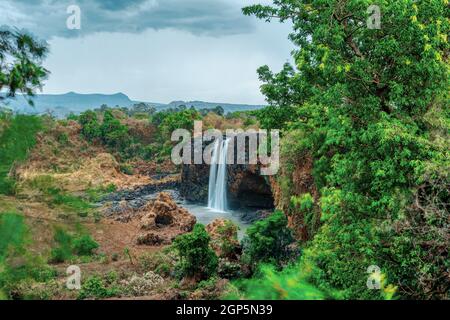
[163, 100, 265, 113]
[1, 93, 265, 117]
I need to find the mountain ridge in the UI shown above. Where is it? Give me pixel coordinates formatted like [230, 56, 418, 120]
[1, 92, 265, 117]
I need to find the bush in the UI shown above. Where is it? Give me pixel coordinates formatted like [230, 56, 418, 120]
[78, 276, 117, 300]
[173, 224, 218, 280]
[49, 228, 73, 263]
[49, 228, 99, 263]
[100, 110, 132, 151]
[139, 248, 178, 277]
[72, 235, 99, 256]
[224, 264, 327, 300]
[241, 211, 295, 269]
[78, 110, 101, 141]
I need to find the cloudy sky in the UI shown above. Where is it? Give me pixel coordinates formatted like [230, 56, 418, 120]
[0, 0, 293, 104]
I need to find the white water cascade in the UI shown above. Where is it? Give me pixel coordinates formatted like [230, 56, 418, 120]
[208, 138, 230, 212]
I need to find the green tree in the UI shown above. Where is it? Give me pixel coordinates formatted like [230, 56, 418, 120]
[0, 28, 49, 105]
[173, 224, 218, 280]
[242, 211, 295, 269]
[100, 110, 131, 150]
[160, 108, 201, 139]
[78, 110, 101, 141]
[244, 0, 449, 299]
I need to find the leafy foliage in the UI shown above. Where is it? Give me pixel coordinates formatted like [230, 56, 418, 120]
[0, 28, 49, 105]
[0, 213, 26, 264]
[241, 211, 295, 269]
[244, 0, 449, 299]
[50, 228, 99, 263]
[78, 276, 118, 300]
[225, 264, 326, 300]
[173, 224, 218, 280]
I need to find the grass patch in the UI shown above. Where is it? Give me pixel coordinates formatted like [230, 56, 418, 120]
[0, 212, 26, 263]
[27, 175, 95, 215]
[49, 227, 99, 263]
[0, 212, 58, 299]
[0, 115, 42, 195]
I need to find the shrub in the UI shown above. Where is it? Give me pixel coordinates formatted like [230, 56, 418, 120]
[241, 211, 295, 269]
[139, 248, 178, 277]
[56, 132, 69, 144]
[173, 224, 218, 280]
[224, 264, 327, 300]
[0, 213, 58, 299]
[78, 276, 117, 300]
[49, 228, 99, 263]
[78, 110, 101, 141]
[100, 110, 132, 151]
[72, 235, 99, 256]
[49, 228, 73, 263]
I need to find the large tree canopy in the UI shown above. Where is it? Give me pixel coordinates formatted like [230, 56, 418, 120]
[245, 0, 448, 118]
[0, 28, 49, 106]
[244, 0, 449, 299]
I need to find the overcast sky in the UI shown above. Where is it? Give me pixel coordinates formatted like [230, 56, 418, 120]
[0, 0, 293, 104]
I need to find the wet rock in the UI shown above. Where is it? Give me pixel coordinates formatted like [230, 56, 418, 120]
[240, 209, 272, 223]
[101, 179, 180, 203]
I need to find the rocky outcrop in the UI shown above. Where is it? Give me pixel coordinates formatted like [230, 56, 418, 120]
[227, 165, 274, 209]
[270, 154, 319, 241]
[137, 192, 196, 245]
[205, 219, 241, 260]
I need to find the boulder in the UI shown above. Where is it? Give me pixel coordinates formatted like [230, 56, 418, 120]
[205, 219, 241, 260]
[136, 192, 196, 246]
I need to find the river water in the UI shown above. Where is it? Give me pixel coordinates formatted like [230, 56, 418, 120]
[180, 202, 251, 239]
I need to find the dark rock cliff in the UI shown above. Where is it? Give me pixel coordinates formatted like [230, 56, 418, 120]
[180, 136, 274, 210]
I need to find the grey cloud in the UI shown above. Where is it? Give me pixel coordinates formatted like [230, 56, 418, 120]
[0, 0, 254, 39]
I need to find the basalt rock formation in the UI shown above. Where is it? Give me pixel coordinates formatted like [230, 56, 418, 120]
[180, 136, 274, 210]
[137, 192, 197, 245]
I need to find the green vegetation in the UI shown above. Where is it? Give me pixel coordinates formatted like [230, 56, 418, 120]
[243, 0, 449, 299]
[0, 212, 58, 299]
[0, 213, 26, 264]
[0, 28, 49, 105]
[173, 224, 218, 280]
[241, 211, 295, 270]
[226, 264, 326, 300]
[78, 109, 132, 156]
[28, 175, 95, 214]
[78, 275, 118, 300]
[0, 115, 42, 195]
[50, 228, 99, 263]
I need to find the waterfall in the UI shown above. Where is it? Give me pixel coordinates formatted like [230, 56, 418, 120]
[208, 138, 230, 212]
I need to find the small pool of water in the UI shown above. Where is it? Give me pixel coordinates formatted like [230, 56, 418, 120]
[181, 203, 252, 239]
